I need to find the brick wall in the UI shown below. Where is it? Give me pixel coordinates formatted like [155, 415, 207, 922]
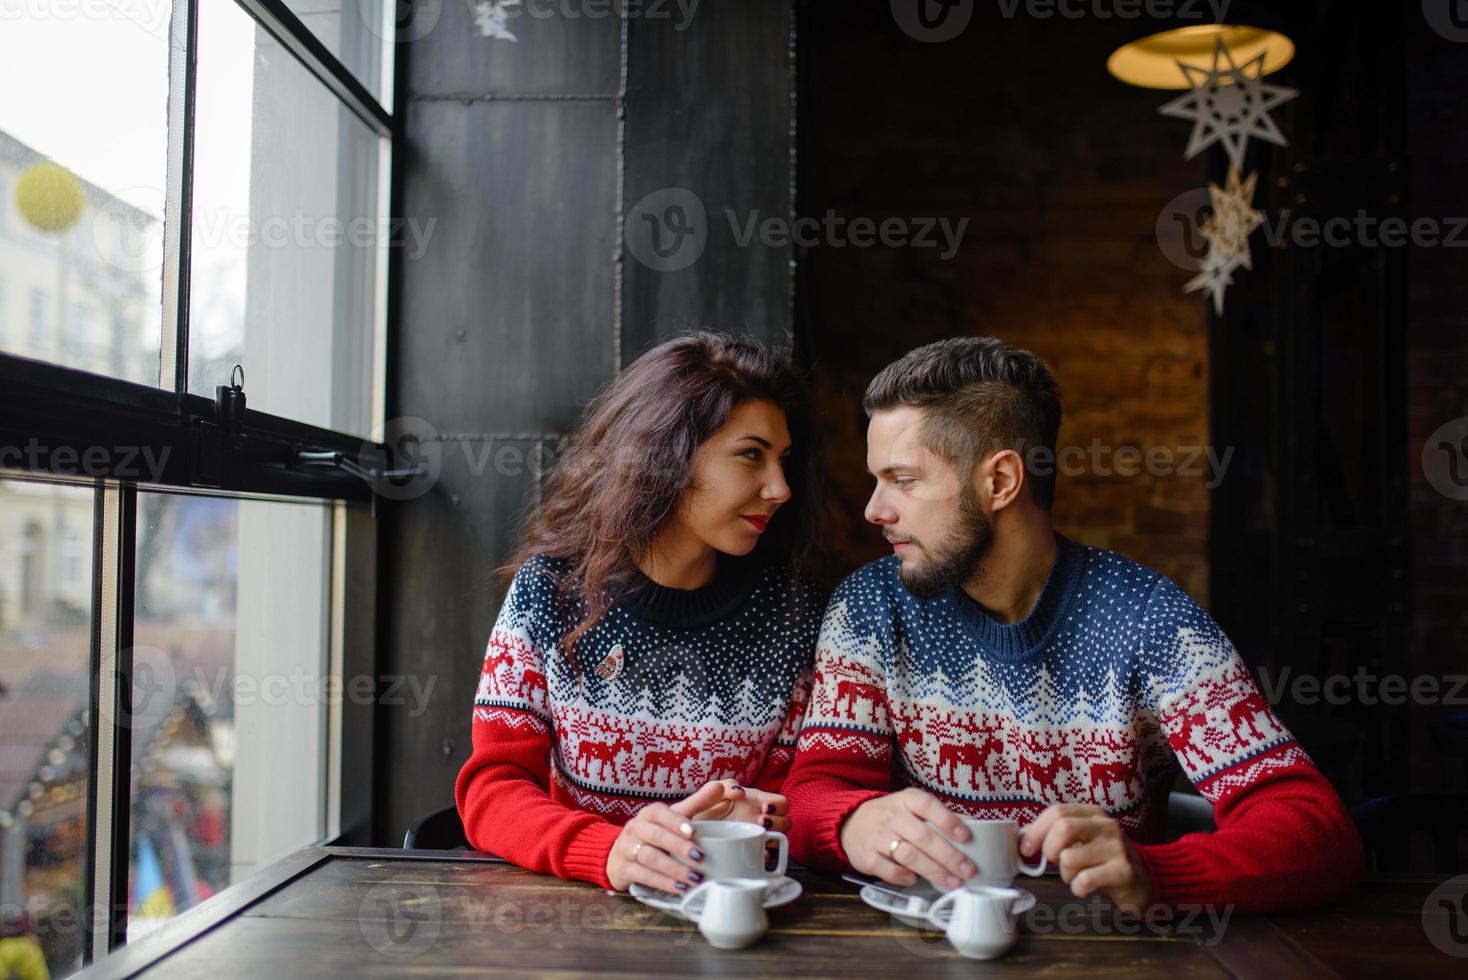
[799, 8, 1212, 599]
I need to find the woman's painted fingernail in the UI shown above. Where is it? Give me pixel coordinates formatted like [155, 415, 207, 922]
[764, 803, 776, 814]
[689, 870, 705, 883]
[675, 881, 690, 892]
[730, 784, 743, 792]
[690, 848, 705, 862]
[762, 818, 773, 829]
[680, 821, 694, 836]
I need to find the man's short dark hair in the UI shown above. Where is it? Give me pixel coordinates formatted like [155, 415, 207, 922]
[863, 337, 1064, 509]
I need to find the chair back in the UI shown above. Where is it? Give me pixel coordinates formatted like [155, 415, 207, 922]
[403, 805, 469, 850]
[1352, 793, 1468, 873]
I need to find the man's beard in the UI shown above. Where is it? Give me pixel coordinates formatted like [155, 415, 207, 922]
[896, 488, 993, 600]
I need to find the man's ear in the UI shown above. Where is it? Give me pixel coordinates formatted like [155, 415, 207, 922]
[987, 449, 1026, 511]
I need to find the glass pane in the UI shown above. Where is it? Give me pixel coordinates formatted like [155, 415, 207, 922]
[188, 1, 388, 437]
[0, 479, 94, 979]
[0, 5, 170, 385]
[282, 0, 395, 111]
[128, 492, 331, 943]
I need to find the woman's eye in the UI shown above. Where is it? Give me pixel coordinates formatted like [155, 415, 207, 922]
[738, 449, 761, 461]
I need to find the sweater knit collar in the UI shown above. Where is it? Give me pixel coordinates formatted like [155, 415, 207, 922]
[945, 533, 1086, 662]
[620, 552, 765, 628]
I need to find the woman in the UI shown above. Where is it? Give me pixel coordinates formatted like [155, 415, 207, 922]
[454, 333, 825, 895]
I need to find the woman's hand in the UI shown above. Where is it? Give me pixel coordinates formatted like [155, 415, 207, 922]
[605, 781, 726, 893]
[687, 779, 790, 834]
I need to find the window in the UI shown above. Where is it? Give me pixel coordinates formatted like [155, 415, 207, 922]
[61, 526, 87, 591]
[27, 289, 48, 354]
[110, 313, 129, 380]
[128, 493, 331, 942]
[188, 1, 388, 437]
[0, 478, 95, 980]
[66, 305, 93, 363]
[0, 6, 168, 385]
[282, 0, 395, 111]
[0, 2, 397, 973]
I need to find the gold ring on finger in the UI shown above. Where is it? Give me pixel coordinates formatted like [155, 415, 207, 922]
[632, 841, 645, 861]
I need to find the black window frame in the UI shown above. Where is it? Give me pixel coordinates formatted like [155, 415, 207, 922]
[0, 0, 401, 966]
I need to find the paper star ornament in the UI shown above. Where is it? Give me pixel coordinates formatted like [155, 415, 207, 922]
[1158, 38, 1298, 168]
[1200, 165, 1265, 270]
[1184, 247, 1241, 316]
[1183, 165, 1265, 314]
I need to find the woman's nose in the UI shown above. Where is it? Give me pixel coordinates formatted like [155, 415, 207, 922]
[763, 464, 792, 503]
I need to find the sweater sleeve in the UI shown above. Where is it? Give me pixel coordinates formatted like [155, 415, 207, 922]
[749, 665, 812, 795]
[1133, 577, 1362, 913]
[453, 561, 622, 888]
[784, 572, 896, 870]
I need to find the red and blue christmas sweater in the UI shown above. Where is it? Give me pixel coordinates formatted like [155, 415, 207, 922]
[784, 533, 1362, 912]
[455, 553, 824, 888]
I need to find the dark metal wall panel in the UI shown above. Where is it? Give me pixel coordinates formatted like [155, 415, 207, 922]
[384, 29, 621, 841]
[380, 442, 539, 843]
[383, 2, 797, 845]
[620, 2, 796, 363]
[396, 99, 620, 432]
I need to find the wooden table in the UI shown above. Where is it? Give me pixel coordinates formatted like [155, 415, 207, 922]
[75, 847, 1465, 978]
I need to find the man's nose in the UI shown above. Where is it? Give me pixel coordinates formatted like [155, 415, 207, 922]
[864, 486, 895, 526]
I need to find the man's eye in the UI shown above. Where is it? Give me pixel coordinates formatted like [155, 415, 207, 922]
[894, 478, 916, 488]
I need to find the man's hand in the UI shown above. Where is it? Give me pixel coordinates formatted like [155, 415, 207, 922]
[838, 788, 977, 891]
[1021, 804, 1153, 913]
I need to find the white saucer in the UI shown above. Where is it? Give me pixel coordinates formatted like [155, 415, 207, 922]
[859, 883, 1035, 929]
[629, 876, 802, 920]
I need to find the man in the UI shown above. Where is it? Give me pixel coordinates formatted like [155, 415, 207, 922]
[785, 337, 1360, 914]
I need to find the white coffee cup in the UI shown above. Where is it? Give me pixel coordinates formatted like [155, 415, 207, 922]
[927, 817, 1046, 890]
[686, 820, 789, 882]
[927, 885, 1025, 960]
[680, 878, 769, 949]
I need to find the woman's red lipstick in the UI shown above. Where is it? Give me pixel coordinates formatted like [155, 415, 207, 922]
[741, 514, 769, 532]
